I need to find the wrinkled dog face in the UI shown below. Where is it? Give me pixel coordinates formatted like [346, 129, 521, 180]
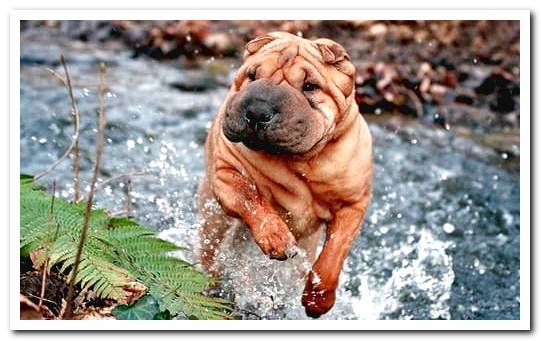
[222, 32, 356, 155]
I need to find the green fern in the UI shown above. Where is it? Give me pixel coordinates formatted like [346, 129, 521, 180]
[20, 175, 232, 319]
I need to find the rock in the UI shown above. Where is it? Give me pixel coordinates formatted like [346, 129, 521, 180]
[369, 23, 388, 36]
[204, 32, 238, 55]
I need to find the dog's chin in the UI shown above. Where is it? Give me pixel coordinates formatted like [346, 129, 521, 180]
[241, 136, 290, 154]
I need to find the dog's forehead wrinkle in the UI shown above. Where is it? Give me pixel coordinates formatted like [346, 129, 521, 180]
[266, 66, 285, 84]
[277, 44, 300, 68]
[283, 69, 305, 88]
[302, 42, 326, 63]
[258, 39, 296, 55]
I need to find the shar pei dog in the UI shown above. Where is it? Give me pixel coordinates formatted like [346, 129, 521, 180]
[197, 32, 373, 318]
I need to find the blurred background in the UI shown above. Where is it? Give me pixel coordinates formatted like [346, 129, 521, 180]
[20, 20, 520, 320]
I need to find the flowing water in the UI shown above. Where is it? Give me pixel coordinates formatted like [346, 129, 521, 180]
[19, 30, 520, 320]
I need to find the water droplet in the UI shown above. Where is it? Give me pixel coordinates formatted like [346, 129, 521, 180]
[501, 153, 508, 160]
[126, 139, 135, 150]
[443, 223, 455, 234]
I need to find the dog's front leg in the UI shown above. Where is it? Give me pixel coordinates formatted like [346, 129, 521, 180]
[214, 168, 296, 260]
[301, 199, 369, 317]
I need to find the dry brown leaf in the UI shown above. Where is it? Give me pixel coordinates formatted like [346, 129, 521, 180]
[72, 306, 115, 320]
[29, 248, 46, 270]
[20, 294, 55, 320]
[122, 281, 148, 304]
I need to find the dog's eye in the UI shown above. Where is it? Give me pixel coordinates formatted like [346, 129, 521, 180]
[247, 71, 256, 81]
[303, 82, 319, 92]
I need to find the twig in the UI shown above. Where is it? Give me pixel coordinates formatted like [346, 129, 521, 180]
[35, 56, 81, 193]
[78, 171, 154, 203]
[46, 68, 67, 86]
[60, 56, 82, 202]
[124, 178, 132, 216]
[24, 293, 59, 308]
[64, 62, 107, 320]
[402, 87, 424, 117]
[96, 171, 149, 189]
[39, 181, 56, 310]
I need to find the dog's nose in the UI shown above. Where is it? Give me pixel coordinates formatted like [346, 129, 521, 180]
[246, 108, 273, 124]
[243, 100, 275, 129]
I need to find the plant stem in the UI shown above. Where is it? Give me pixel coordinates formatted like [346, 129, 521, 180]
[124, 178, 132, 216]
[79, 171, 153, 202]
[35, 55, 81, 192]
[60, 55, 82, 202]
[39, 181, 56, 310]
[63, 62, 107, 320]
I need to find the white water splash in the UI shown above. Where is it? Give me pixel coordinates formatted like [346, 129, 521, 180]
[350, 230, 455, 320]
[159, 223, 455, 320]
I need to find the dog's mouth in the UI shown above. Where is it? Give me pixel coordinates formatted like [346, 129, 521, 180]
[223, 114, 294, 154]
[222, 79, 327, 155]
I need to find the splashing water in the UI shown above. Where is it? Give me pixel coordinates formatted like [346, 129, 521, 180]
[20, 29, 519, 320]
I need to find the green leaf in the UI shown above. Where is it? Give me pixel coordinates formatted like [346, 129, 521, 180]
[20, 175, 233, 319]
[112, 295, 160, 320]
[152, 310, 172, 320]
[20, 173, 33, 182]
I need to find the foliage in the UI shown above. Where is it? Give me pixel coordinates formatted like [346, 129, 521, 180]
[20, 175, 232, 319]
[112, 295, 161, 320]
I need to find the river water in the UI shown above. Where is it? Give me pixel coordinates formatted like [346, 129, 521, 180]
[20, 30, 520, 320]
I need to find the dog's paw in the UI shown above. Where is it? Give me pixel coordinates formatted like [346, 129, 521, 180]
[252, 219, 296, 260]
[301, 271, 336, 318]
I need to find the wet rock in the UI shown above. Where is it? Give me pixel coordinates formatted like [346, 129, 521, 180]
[475, 72, 514, 95]
[169, 77, 219, 92]
[454, 93, 475, 106]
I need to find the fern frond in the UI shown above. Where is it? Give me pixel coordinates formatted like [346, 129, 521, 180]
[20, 176, 233, 319]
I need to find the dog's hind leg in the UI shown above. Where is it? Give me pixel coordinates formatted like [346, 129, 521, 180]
[196, 176, 233, 276]
[296, 225, 324, 265]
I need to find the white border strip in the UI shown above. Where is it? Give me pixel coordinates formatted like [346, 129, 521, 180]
[11, 9, 530, 20]
[10, 10, 531, 331]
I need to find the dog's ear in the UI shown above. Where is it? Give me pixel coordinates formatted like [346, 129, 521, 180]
[244, 34, 276, 57]
[314, 38, 349, 63]
[314, 38, 355, 76]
